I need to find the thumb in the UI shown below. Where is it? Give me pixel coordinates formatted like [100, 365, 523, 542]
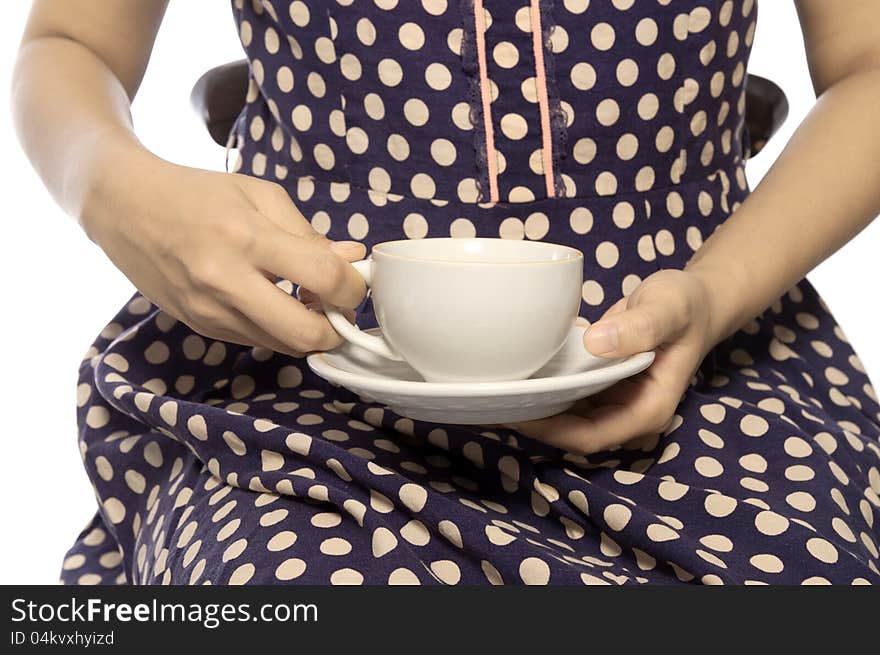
[583, 299, 684, 358]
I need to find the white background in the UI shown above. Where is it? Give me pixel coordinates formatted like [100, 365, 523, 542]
[0, 2, 877, 584]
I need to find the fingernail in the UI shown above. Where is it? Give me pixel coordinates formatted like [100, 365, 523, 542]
[585, 323, 618, 355]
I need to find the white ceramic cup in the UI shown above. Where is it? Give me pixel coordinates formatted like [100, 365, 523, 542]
[321, 238, 583, 383]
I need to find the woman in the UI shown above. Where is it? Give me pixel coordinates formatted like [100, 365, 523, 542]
[13, 0, 880, 585]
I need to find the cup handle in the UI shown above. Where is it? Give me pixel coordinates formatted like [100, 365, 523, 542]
[321, 259, 405, 361]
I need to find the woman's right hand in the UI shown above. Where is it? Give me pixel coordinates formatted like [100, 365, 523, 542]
[82, 151, 366, 356]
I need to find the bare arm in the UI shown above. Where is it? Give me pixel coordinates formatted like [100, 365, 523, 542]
[687, 0, 880, 342]
[12, 0, 167, 220]
[12, 1, 366, 355]
[516, 0, 880, 452]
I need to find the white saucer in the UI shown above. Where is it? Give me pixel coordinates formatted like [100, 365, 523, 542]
[307, 326, 654, 425]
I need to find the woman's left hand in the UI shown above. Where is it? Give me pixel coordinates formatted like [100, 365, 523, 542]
[505, 269, 721, 455]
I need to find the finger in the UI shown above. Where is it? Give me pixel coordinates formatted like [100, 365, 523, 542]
[506, 399, 670, 455]
[226, 308, 306, 357]
[186, 303, 306, 357]
[252, 221, 366, 308]
[234, 272, 344, 352]
[504, 409, 632, 455]
[305, 302, 356, 324]
[583, 300, 688, 358]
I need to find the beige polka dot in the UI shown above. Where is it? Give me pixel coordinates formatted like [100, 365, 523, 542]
[700, 534, 733, 552]
[705, 493, 737, 518]
[223, 431, 246, 456]
[740, 414, 769, 437]
[571, 62, 596, 90]
[86, 406, 110, 429]
[275, 558, 306, 581]
[596, 99, 620, 126]
[500, 113, 528, 140]
[655, 229, 674, 256]
[591, 23, 615, 50]
[372, 527, 399, 558]
[658, 480, 689, 502]
[124, 470, 145, 494]
[103, 497, 125, 524]
[519, 557, 551, 584]
[637, 235, 656, 261]
[400, 519, 430, 546]
[603, 504, 633, 531]
[451, 102, 473, 130]
[320, 537, 353, 556]
[637, 93, 659, 120]
[398, 22, 425, 50]
[739, 453, 767, 473]
[378, 58, 403, 86]
[223, 562, 257, 585]
[636, 17, 658, 45]
[186, 414, 208, 442]
[595, 241, 619, 268]
[569, 207, 593, 234]
[784, 436, 812, 458]
[267, 531, 298, 551]
[755, 511, 789, 536]
[689, 6, 711, 33]
[524, 213, 550, 240]
[356, 17, 376, 45]
[260, 449, 284, 473]
[289, 1, 309, 27]
[647, 523, 679, 542]
[785, 465, 815, 482]
[699, 403, 726, 424]
[493, 41, 519, 68]
[832, 517, 857, 543]
[403, 98, 429, 126]
[425, 62, 452, 91]
[450, 217, 476, 238]
[286, 432, 312, 456]
[410, 173, 436, 199]
[330, 568, 364, 585]
[616, 133, 639, 161]
[399, 483, 428, 512]
[610, 202, 634, 229]
[806, 537, 838, 564]
[143, 441, 163, 468]
[695, 456, 723, 478]
[94, 456, 113, 482]
[595, 171, 618, 196]
[430, 560, 461, 584]
[499, 217, 524, 240]
[403, 213, 428, 239]
[387, 133, 410, 162]
[616, 59, 639, 86]
[750, 553, 783, 574]
[573, 137, 596, 164]
[291, 104, 312, 131]
[786, 491, 816, 513]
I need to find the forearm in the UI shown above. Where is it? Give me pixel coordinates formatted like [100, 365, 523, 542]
[687, 66, 880, 344]
[11, 35, 154, 236]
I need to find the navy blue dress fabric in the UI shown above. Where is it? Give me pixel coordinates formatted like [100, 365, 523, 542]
[61, 0, 880, 585]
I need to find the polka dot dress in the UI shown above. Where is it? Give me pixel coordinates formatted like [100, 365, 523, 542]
[61, 0, 880, 586]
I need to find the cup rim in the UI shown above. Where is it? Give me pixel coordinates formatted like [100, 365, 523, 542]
[371, 238, 583, 265]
